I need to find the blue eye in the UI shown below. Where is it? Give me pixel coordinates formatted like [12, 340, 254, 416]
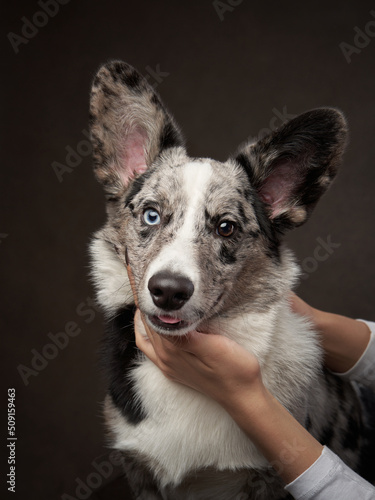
[143, 208, 161, 226]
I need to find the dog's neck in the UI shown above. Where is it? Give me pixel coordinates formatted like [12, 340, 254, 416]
[90, 236, 321, 408]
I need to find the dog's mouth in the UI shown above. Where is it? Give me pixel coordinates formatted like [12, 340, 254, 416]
[144, 292, 225, 334]
[148, 314, 191, 331]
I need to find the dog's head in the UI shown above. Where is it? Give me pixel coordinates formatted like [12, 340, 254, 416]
[90, 61, 347, 335]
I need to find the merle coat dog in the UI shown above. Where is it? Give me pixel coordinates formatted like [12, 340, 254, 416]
[89, 61, 374, 499]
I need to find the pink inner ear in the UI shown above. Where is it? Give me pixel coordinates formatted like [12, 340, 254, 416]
[117, 128, 148, 187]
[258, 162, 300, 218]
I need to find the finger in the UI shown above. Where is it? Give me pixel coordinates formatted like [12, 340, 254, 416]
[177, 330, 224, 356]
[135, 330, 160, 364]
[134, 321, 150, 350]
[134, 309, 150, 344]
[134, 309, 162, 348]
[134, 310, 181, 365]
[147, 331, 227, 372]
[288, 292, 300, 309]
[135, 311, 222, 366]
[134, 312, 160, 363]
[288, 293, 313, 319]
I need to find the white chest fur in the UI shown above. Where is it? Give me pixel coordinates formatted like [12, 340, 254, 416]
[105, 307, 321, 487]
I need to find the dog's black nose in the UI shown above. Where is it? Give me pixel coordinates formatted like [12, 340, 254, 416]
[148, 272, 194, 311]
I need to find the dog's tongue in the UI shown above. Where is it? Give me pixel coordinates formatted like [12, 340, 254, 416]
[158, 315, 181, 324]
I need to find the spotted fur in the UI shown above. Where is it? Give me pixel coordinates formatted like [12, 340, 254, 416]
[89, 61, 374, 499]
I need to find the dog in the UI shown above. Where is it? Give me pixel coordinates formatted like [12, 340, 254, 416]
[89, 61, 374, 499]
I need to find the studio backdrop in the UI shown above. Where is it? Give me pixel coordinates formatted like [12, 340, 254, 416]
[2, 1, 375, 498]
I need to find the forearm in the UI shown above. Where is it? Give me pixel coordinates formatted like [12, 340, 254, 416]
[290, 294, 371, 373]
[313, 309, 371, 373]
[222, 385, 323, 485]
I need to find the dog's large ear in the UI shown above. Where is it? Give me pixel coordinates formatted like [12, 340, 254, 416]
[234, 108, 348, 232]
[89, 61, 183, 197]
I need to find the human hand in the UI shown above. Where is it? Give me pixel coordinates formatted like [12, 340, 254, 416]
[134, 309, 325, 484]
[134, 309, 264, 409]
[289, 292, 319, 324]
[289, 292, 371, 373]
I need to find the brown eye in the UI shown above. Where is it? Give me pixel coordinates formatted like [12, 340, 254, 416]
[217, 221, 235, 237]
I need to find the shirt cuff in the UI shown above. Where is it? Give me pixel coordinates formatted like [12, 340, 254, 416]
[285, 446, 375, 499]
[285, 446, 336, 498]
[333, 320, 375, 388]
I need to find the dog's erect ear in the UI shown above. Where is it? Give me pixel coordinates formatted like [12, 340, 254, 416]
[89, 61, 183, 196]
[234, 108, 348, 232]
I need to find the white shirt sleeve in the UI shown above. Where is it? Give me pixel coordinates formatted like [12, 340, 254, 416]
[285, 446, 375, 499]
[285, 320, 375, 499]
[333, 320, 375, 390]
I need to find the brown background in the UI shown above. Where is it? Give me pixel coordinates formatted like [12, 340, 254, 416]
[2, 1, 375, 498]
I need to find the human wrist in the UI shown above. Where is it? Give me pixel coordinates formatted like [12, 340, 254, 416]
[220, 378, 271, 430]
[223, 384, 324, 484]
[314, 311, 371, 373]
[307, 304, 327, 333]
